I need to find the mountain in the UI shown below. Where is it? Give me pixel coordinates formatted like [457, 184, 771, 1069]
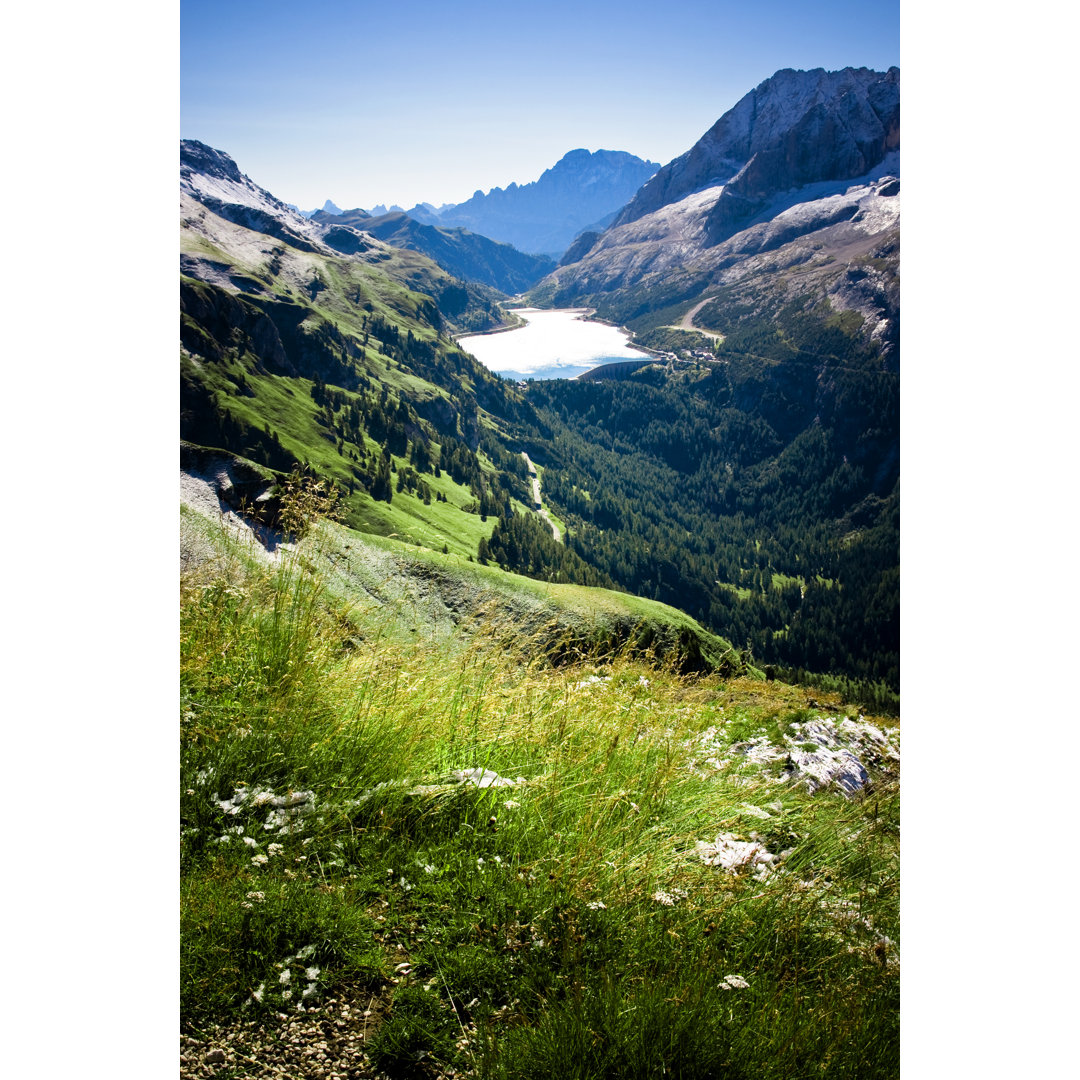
[298, 204, 554, 293]
[181, 139, 328, 254]
[180, 139, 552, 540]
[354, 212, 555, 295]
[407, 149, 661, 257]
[181, 139, 515, 324]
[535, 67, 899, 364]
[615, 67, 897, 236]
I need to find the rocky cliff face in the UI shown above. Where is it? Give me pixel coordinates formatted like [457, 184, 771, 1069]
[615, 67, 898, 243]
[409, 149, 660, 257]
[181, 140, 327, 254]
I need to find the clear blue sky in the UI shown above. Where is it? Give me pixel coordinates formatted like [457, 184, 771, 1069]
[181, 0, 898, 212]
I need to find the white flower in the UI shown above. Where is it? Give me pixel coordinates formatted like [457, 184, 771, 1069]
[268, 843, 284, 856]
[399, 877, 412, 891]
[279, 969, 291, 985]
[493, 855, 502, 865]
[477, 858, 485, 868]
[295, 945, 315, 961]
[251, 853, 268, 866]
[502, 800, 520, 810]
[252, 982, 265, 1003]
[302, 985, 317, 998]
[422, 864, 436, 875]
[245, 891, 266, 903]
[721, 974, 749, 990]
[243, 836, 258, 848]
[587, 901, 607, 911]
[305, 966, 320, 981]
[652, 887, 688, 907]
[282, 989, 292, 1000]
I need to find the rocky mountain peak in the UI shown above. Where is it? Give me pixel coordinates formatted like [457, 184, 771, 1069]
[409, 149, 661, 257]
[180, 139, 244, 183]
[614, 66, 899, 242]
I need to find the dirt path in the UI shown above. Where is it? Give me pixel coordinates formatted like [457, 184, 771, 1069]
[521, 452, 562, 543]
[663, 296, 725, 341]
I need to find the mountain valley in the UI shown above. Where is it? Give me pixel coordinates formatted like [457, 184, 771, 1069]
[180, 64, 900, 1077]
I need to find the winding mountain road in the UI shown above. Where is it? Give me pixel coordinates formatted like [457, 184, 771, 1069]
[663, 296, 725, 341]
[521, 452, 562, 543]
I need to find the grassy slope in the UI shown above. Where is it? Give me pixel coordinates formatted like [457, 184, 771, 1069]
[180, 510, 899, 1079]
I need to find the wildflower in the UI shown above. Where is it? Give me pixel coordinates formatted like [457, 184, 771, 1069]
[502, 800, 520, 810]
[282, 989, 292, 1001]
[652, 887, 688, 907]
[399, 877, 412, 891]
[185, 788, 196, 796]
[241, 902, 253, 910]
[251, 853, 268, 867]
[268, 843, 284, 857]
[295, 945, 315, 960]
[245, 891, 266, 904]
[243, 836, 258, 848]
[720, 975, 749, 990]
[477, 858, 485, 869]
[305, 966, 320, 981]
[587, 901, 607, 911]
[279, 969, 291, 985]
[422, 864, 436, 875]
[493, 855, 502, 865]
[252, 983, 265, 1003]
[302, 985, 317, 999]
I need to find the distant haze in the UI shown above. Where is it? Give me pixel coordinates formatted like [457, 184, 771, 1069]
[180, 0, 899, 211]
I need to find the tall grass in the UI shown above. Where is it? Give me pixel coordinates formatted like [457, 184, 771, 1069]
[180, 512, 899, 1078]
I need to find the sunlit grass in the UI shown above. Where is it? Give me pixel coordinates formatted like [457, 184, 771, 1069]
[180, 511, 898, 1077]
